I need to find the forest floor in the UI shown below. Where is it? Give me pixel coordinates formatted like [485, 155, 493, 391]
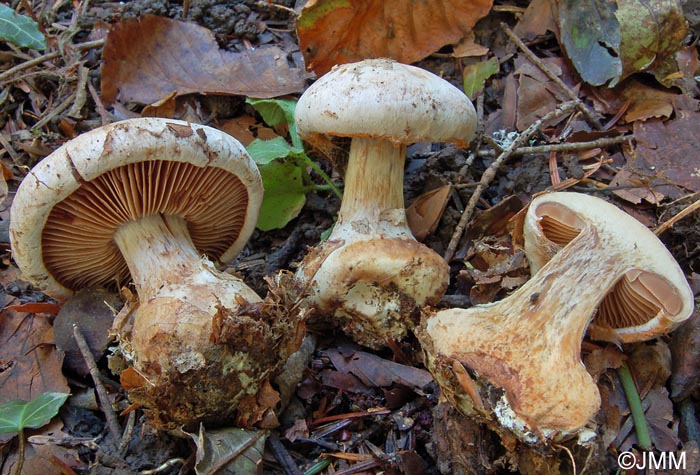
[1, 1, 700, 474]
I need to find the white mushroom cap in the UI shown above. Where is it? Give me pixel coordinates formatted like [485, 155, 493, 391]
[10, 118, 263, 299]
[523, 192, 694, 341]
[295, 59, 477, 147]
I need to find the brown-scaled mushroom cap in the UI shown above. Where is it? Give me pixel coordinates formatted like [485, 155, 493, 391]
[418, 192, 694, 443]
[10, 118, 262, 299]
[294, 59, 476, 349]
[522, 192, 694, 342]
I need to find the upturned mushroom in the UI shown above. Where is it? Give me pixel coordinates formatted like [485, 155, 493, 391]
[521, 192, 694, 342]
[418, 192, 694, 442]
[10, 118, 305, 430]
[294, 58, 477, 349]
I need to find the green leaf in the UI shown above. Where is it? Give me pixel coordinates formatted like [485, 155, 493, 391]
[463, 57, 499, 99]
[246, 98, 302, 148]
[246, 98, 297, 128]
[247, 136, 303, 165]
[0, 392, 70, 434]
[257, 160, 307, 231]
[0, 4, 46, 51]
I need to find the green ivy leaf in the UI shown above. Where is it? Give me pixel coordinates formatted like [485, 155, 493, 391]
[0, 4, 46, 51]
[0, 392, 70, 434]
[247, 136, 303, 165]
[463, 57, 499, 100]
[256, 161, 307, 231]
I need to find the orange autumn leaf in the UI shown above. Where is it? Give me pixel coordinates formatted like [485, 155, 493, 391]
[297, 0, 494, 75]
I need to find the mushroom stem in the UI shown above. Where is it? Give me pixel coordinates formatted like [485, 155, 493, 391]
[114, 214, 202, 299]
[334, 138, 410, 239]
[422, 225, 616, 439]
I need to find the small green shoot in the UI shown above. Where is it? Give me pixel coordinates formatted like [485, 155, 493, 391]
[246, 98, 342, 231]
[0, 392, 70, 475]
[618, 361, 652, 450]
[0, 4, 46, 51]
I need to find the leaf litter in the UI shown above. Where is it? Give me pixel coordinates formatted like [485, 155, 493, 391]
[1, 0, 700, 474]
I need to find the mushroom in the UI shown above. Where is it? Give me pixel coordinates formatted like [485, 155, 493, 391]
[417, 191, 694, 442]
[294, 58, 477, 349]
[10, 118, 305, 430]
[521, 192, 694, 342]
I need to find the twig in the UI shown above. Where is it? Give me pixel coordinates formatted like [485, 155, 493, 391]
[119, 409, 136, 456]
[476, 135, 634, 157]
[501, 23, 603, 129]
[31, 88, 77, 130]
[0, 39, 105, 83]
[140, 458, 187, 474]
[72, 324, 122, 444]
[444, 100, 580, 262]
[87, 80, 111, 126]
[654, 194, 700, 236]
[267, 432, 303, 475]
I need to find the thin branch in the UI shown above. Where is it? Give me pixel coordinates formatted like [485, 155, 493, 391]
[476, 134, 634, 157]
[501, 23, 603, 129]
[73, 324, 122, 444]
[444, 100, 580, 262]
[0, 39, 105, 83]
[655, 194, 700, 236]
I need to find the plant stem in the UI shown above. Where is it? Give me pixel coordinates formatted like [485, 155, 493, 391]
[303, 458, 332, 475]
[618, 361, 652, 450]
[299, 154, 342, 199]
[14, 428, 24, 475]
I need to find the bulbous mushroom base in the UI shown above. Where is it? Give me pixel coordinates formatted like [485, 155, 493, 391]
[116, 273, 306, 431]
[298, 237, 449, 349]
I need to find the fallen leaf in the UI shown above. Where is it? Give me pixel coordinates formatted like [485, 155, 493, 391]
[406, 185, 452, 242]
[515, 56, 574, 130]
[557, 0, 621, 87]
[462, 57, 499, 100]
[513, 0, 557, 40]
[101, 14, 308, 105]
[631, 116, 700, 193]
[0, 310, 69, 405]
[296, 0, 494, 75]
[189, 425, 267, 475]
[53, 287, 123, 378]
[609, 166, 665, 205]
[324, 345, 433, 390]
[615, 0, 688, 87]
[557, 0, 688, 87]
[451, 32, 489, 58]
[670, 312, 700, 400]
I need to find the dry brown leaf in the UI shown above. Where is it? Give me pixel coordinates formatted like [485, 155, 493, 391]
[324, 345, 433, 390]
[670, 312, 700, 400]
[515, 56, 574, 131]
[631, 116, 700, 193]
[406, 185, 452, 242]
[512, 0, 558, 40]
[101, 15, 308, 105]
[451, 32, 489, 58]
[296, 0, 494, 75]
[0, 310, 70, 405]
